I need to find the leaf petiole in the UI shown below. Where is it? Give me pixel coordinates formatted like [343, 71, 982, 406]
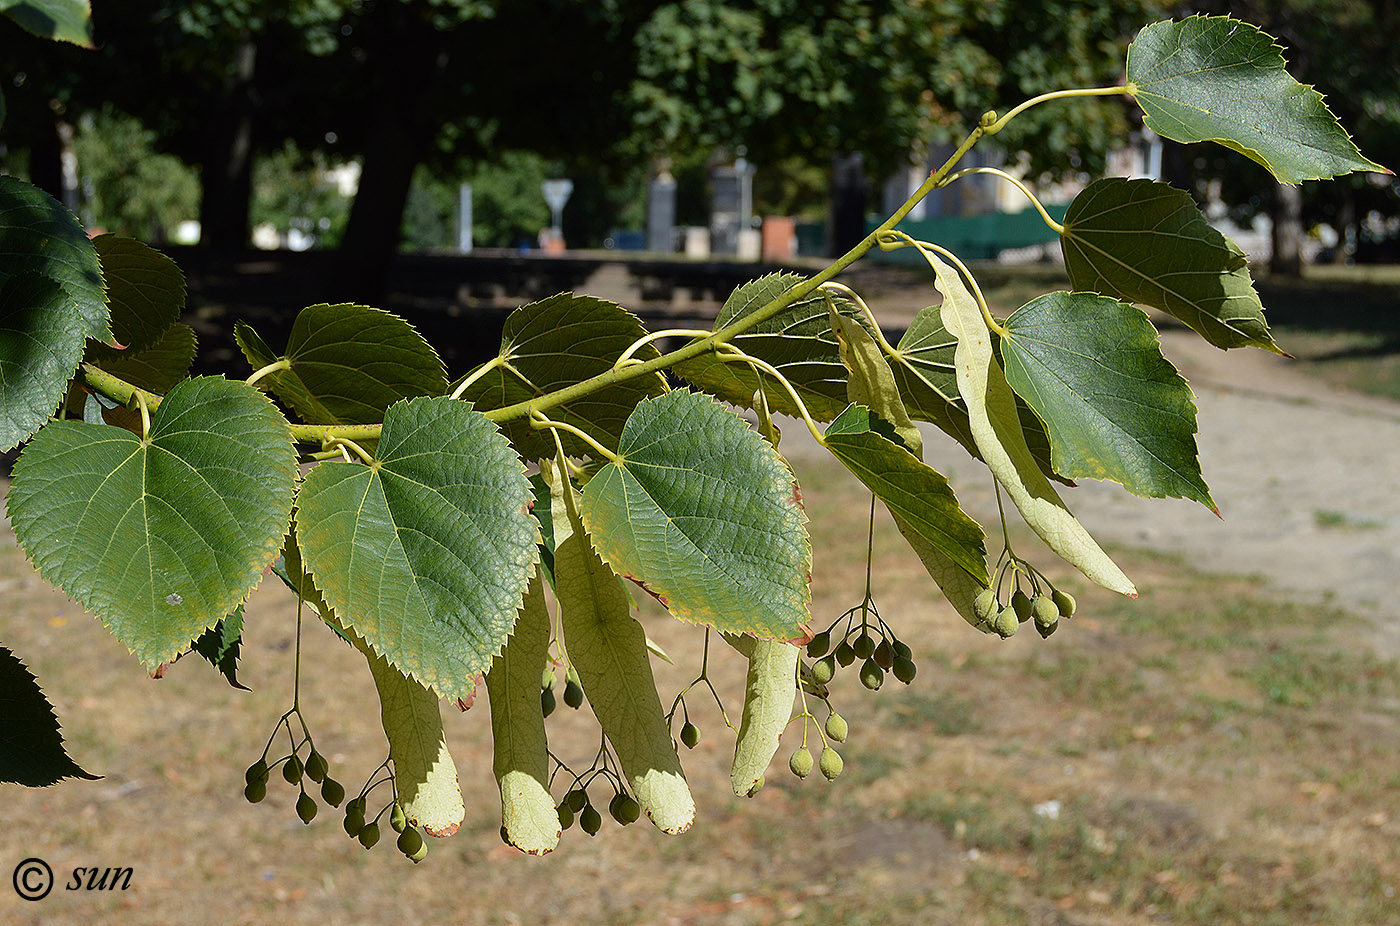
[614, 328, 715, 371]
[981, 85, 1128, 136]
[713, 345, 825, 445]
[245, 358, 290, 389]
[530, 410, 622, 466]
[323, 434, 376, 466]
[943, 167, 1065, 235]
[448, 354, 506, 401]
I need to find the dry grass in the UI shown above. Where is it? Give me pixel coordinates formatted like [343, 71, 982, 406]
[3, 447, 1400, 926]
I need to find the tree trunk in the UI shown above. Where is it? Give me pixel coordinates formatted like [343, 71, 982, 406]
[828, 152, 867, 258]
[1331, 188, 1356, 265]
[198, 38, 256, 253]
[1270, 182, 1303, 278]
[27, 103, 64, 206]
[330, 7, 445, 303]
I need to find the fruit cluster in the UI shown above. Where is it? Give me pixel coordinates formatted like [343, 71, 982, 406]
[805, 599, 916, 691]
[974, 555, 1077, 639]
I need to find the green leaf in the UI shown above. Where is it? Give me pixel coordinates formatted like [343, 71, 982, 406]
[890, 303, 1065, 481]
[295, 396, 538, 701]
[0, 644, 98, 786]
[0, 174, 108, 344]
[673, 273, 867, 422]
[91, 235, 184, 354]
[932, 249, 1135, 597]
[0, 0, 94, 47]
[87, 322, 198, 394]
[249, 304, 447, 425]
[1126, 16, 1387, 182]
[823, 405, 988, 582]
[190, 606, 249, 690]
[580, 390, 811, 641]
[454, 292, 666, 461]
[1000, 292, 1215, 511]
[7, 377, 297, 669]
[0, 273, 88, 452]
[1061, 178, 1279, 352]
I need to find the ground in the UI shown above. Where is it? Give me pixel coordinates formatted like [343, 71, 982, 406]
[1, 267, 1398, 925]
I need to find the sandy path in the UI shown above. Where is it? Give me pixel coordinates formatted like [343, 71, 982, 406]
[783, 325, 1400, 656]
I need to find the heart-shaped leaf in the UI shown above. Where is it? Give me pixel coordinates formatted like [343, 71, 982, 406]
[1000, 292, 1215, 510]
[8, 377, 298, 668]
[294, 396, 538, 701]
[674, 273, 868, 422]
[0, 644, 99, 786]
[1127, 16, 1387, 182]
[0, 174, 108, 343]
[580, 390, 811, 642]
[240, 304, 447, 424]
[454, 292, 666, 461]
[0, 273, 89, 452]
[91, 235, 184, 354]
[1061, 178, 1279, 352]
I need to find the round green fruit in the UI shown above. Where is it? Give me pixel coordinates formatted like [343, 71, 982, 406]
[834, 641, 856, 667]
[973, 588, 998, 624]
[243, 780, 266, 804]
[819, 747, 844, 781]
[305, 751, 328, 784]
[563, 679, 584, 710]
[343, 810, 365, 838]
[390, 803, 408, 834]
[245, 760, 269, 786]
[859, 658, 884, 691]
[1011, 589, 1032, 622]
[541, 686, 557, 717]
[993, 607, 1019, 638]
[358, 822, 380, 849]
[396, 827, 424, 857]
[824, 711, 848, 743]
[282, 755, 303, 785]
[852, 631, 876, 660]
[789, 747, 814, 779]
[580, 804, 602, 836]
[321, 777, 345, 807]
[811, 655, 837, 685]
[296, 792, 318, 824]
[806, 631, 832, 658]
[1052, 589, 1077, 618]
[680, 721, 701, 749]
[892, 655, 917, 684]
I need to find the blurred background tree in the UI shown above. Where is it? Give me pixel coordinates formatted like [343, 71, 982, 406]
[3, 0, 1393, 296]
